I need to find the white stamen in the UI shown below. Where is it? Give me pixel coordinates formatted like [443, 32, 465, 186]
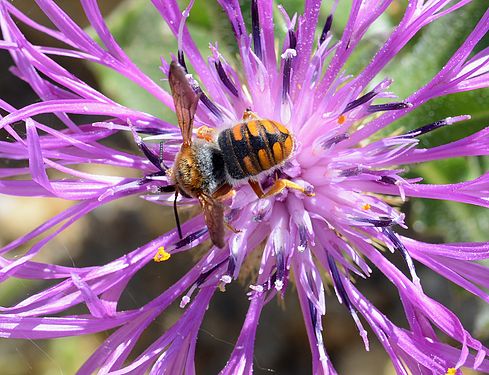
[220, 274, 232, 284]
[274, 279, 284, 291]
[249, 284, 264, 293]
[445, 114, 471, 124]
[180, 296, 190, 308]
[281, 48, 297, 59]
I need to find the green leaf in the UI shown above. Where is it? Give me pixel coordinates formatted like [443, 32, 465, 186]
[87, 0, 175, 118]
[385, 1, 489, 97]
[86, 0, 223, 119]
[374, 2, 489, 243]
[475, 290, 489, 339]
[408, 157, 489, 243]
[381, 1, 489, 142]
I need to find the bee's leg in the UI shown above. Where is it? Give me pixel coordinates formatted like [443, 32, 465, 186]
[156, 185, 176, 193]
[242, 109, 259, 120]
[212, 183, 234, 200]
[196, 125, 215, 142]
[248, 179, 265, 197]
[225, 222, 241, 233]
[249, 179, 314, 198]
[212, 184, 240, 233]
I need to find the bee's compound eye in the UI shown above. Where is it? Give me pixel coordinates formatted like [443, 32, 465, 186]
[177, 170, 188, 184]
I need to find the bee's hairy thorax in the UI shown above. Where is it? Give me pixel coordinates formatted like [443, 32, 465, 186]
[173, 141, 227, 198]
[193, 141, 227, 194]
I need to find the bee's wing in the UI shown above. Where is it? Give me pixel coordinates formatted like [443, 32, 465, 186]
[168, 61, 199, 146]
[198, 194, 225, 248]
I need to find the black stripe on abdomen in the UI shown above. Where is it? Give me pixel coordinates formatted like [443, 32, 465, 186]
[218, 127, 248, 179]
[218, 125, 268, 179]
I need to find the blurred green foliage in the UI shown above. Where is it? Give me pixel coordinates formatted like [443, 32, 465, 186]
[383, 1, 489, 242]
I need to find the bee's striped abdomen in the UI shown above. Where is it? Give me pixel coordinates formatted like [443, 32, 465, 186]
[218, 119, 293, 180]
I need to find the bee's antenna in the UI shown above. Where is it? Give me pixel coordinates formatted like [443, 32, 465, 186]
[174, 189, 183, 239]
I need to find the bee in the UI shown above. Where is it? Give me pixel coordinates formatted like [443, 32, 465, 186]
[167, 61, 312, 248]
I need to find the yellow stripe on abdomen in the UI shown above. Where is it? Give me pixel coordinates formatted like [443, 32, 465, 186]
[219, 119, 294, 180]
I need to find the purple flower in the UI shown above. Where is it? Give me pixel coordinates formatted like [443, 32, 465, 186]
[1, 0, 489, 373]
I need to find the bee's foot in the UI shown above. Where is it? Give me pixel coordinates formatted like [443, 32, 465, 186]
[303, 185, 315, 197]
[225, 222, 241, 233]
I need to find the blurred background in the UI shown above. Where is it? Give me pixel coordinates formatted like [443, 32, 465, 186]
[0, 0, 488, 374]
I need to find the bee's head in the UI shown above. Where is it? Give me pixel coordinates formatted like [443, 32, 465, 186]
[172, 146, 202, 197]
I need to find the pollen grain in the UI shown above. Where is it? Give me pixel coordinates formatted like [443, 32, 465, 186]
[154, 247, 171, 262]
